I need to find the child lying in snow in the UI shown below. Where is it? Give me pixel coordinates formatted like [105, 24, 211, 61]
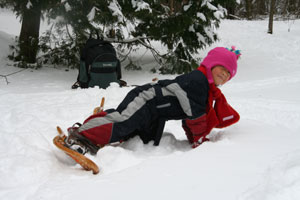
[64, 47, 241, 155]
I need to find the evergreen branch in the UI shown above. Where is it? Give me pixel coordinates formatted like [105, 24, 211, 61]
[137, 39, 167, 66]
[228, 14, 242, 20]
[65, 24, 74, 41]
[118, 46, 133, 63]
[105, 36, 149, 44]
[136, 38, 164, 58]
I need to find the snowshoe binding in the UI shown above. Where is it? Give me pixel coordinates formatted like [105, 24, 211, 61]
[53, 125, 100, 174]
[65, 123, 100, 155]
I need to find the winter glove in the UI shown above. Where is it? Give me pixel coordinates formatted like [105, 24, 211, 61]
[182, 114, 209, 148]
[214, 93, 240, 128]
[182, 120, 194, 144]
[191, 137, 210, 148]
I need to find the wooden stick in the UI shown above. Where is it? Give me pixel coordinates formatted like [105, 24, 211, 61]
[99, 97, 105, 112]
[93, 97, 105, 114]
[56, 126, 65, 138]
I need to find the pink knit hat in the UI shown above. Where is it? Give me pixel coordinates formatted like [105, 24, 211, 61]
[201, 47, 241, 84]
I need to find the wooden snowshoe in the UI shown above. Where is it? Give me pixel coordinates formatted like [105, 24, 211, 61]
[53, 126, 99, 174]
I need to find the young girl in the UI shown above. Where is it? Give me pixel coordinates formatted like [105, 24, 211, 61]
[64, 47, 241, 155]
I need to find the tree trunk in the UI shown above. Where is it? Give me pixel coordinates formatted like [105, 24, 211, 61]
[245, 0, 252, 19]
[168, 0, 174, 15]
[18, 5, 41, 64]
[268, 0, 276, 34]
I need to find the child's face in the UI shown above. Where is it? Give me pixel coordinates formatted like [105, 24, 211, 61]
[211, 65, 231, 86]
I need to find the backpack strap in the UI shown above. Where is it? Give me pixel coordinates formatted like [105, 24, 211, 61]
[81, 29, 111, 60]
[81, 39, 112, 60]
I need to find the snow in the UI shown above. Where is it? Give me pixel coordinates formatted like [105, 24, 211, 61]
[214, 10, 224, 19]
[131, 0, 152, 13]
[196, 32, 206, 44]
[188, 24, 195, 32]
[204, 26, 215, 41]
[205, 2, 218, 11]
[87, 7, 97, 22]
[183, 3, 192, 11]
[1, 10, 300, 200]
[64, 2, 72, 12]
[197, 12, 207, 21]
[26, 1, 32, 9]
[108, 0, 124, 23]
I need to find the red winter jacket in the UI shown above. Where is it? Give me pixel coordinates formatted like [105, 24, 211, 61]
[182, 66, 240, 148]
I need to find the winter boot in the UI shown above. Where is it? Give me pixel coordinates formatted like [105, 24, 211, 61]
[65, 123, 100, 155]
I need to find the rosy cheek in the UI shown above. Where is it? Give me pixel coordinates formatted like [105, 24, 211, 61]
[225, 72, 230, 80]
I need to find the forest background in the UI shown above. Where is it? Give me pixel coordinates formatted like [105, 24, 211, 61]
[0, 0, 299, 74]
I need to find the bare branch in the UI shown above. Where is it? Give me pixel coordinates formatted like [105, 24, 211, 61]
[228, 14, 243, 20]
[105, 36, 166, 66]
[0, 69, 26, 85]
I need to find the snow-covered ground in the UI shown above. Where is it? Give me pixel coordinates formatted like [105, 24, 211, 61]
[1, 9, 300, 200]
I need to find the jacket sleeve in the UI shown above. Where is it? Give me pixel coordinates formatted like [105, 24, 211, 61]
[172, 70, 209, 119]
[183, 88, 240, 147]
[171, 70, 209, 144]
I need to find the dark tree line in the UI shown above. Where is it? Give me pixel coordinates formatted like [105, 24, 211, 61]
[0, 0, 58, 65]
[1, 0, 299, 73]
[234, 0, 300, 20]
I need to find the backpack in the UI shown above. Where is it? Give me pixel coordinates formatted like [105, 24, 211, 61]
[77, 34, 121, 89]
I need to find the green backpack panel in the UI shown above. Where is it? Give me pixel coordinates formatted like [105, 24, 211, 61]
[77, 37, 121, 89]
